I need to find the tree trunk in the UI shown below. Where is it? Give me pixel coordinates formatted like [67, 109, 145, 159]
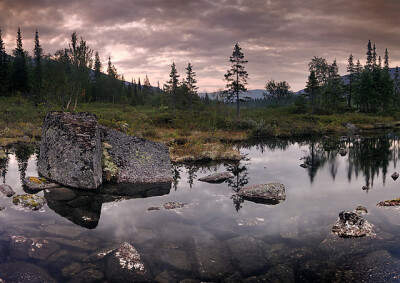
[236, 90, 240, 118]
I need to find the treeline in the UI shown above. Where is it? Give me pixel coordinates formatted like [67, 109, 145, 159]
[302, 40, 400, 114]
[0, 28, 208, 111]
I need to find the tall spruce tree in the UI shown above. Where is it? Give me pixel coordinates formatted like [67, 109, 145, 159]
[0, 29, 9, 96]
[185, 62, 198, 113]
[224, 43, 249, 118]
[33, 29, 43, 102]
[12, 27, 29, 93]
[166, 62, 179, 114]
[365, 39, 373, 71]
[346, 54, 355, 108]
[372, 44, 377, 67]
[94, 52, 101, 81]
[305, 70, 320, 112]
[394, 66, 400, 106]
[384, 48, 389, 69]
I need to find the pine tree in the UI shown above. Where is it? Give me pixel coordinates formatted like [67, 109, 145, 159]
[143, 74, 151, 94]
[346, 54, 355, 108]
[12, 27, 29, 93]
[323, 59, 343, 110]
[378, 56, 382, 68]
[384, 48, 389, 69]
[0, 29, 10, 96]
[305, 70, 320, 112]
[33, 29, 43, 102]
[94, 52, 102, 81]
[224, 43, 249, 118]
[365, 39, 373, 71]
[165, 62, 180, 114]
[372, 44, 377, 67]
[394, 66, 400, 106]
[185, 62, 198, 112]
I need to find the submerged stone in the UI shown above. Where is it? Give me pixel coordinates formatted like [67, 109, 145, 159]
[0, 262, 56, 282]
[38, 112, 102, 189]
[23, 176, 61, 191]
[238, 183, 286, 204]
[12, 194, 46, 211]
[198, 172, 233, 183]
[9, 236, 59, 260]
[100, 125, 172, 183]
[332, 210, 373, 237]
[106, 242, 150, 282]
[0, 183, 15, 197]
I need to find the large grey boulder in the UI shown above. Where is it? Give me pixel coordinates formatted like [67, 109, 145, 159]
[100, 125, 172, 183]
[38, 112, 102, 189]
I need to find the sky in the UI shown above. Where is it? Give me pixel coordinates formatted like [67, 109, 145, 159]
[1, 0, 400, 92]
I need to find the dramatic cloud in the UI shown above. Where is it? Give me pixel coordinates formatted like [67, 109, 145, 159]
[1, 0, 400, 91]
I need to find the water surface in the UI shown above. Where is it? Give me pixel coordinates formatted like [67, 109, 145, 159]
[1, 133, 400, 281]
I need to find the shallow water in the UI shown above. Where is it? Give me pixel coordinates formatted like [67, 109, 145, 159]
[2, 133, 400, 281]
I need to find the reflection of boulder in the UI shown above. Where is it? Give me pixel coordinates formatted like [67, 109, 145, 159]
[101, 182, 171, 203]
[44, 188, 102, 229]
[44, 183, 171, 229]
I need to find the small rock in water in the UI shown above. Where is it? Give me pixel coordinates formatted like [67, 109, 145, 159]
[198, 172, 233, 183]
[147, 206, 161, 211]
[300, 163, 309, 168]
[238, 183, 286, 205]
[377, 197, 400, 207]
[0, 184, 15, 197]
[355, 206, 368, 215]
[362, 185, 370, 191]
[23, 176, 61, 191]
[332, 210, 373, 238]
[391, 172, 399, 180]
[0, 206, 4, 211]
[339, 148, 347, 156]
[12, 194, 47, 211]
[164, 202, 187, 210]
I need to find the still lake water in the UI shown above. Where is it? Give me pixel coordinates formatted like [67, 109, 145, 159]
[2, 133, 400, 281]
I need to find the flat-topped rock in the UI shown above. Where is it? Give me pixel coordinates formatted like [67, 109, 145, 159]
[100, 125, 172, 183]
[198, 172, 233, 183]
[23, 176, 61, 191]
[38, 112, 102, 189]
[238, 183, 286, 204]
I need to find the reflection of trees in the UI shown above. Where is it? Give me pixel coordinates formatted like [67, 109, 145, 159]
[0, 148, 9, 183]
[226, 161, 249, 212]
[187, 164, 199, 188]
[172, 164, 182, 191]
[14, 143, 36, 181]
[238, 138, 294, 153]
[299, 134, 394, 188]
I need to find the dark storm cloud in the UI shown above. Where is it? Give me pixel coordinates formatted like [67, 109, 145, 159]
[1, 0, 400, 91]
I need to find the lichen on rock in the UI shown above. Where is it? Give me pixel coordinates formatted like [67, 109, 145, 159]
[101, 144, 118, 182]
[12, 194, 47, 211]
